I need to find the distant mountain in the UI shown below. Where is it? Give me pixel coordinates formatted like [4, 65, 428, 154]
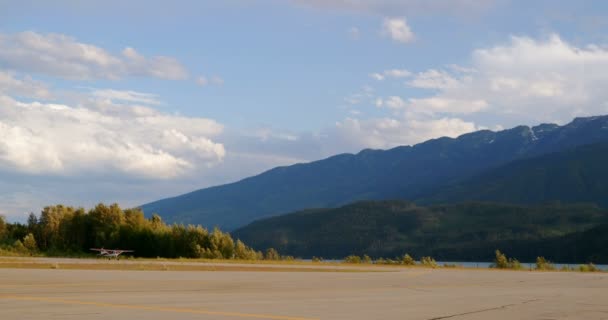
[232, 200, 608, 262]
[141, 115, 608, 230]
[419, 141, 608, 206]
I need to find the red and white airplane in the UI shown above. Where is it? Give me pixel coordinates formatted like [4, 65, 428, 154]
[90, 248, 134, 259]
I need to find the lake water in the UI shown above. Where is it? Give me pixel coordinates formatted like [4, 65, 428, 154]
[304, 259, 608, 271]
[437, 261, 608, 271]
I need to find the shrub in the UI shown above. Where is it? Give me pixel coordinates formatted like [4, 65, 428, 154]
[509, 258, 523, 270]
[344, 255, 361, 264]
[420, 256, 437, 268]
[578, 263, 599, 272]
[493, 250, 509, 269]
[311, 256, 323, 263]
[362, 255, 372, 264]
[402, 254, 415, 266]
[535, 257, 555, 270]
[492, 250, 522, 269]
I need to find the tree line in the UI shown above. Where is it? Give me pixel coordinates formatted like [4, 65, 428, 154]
[0, 203, 279, 260]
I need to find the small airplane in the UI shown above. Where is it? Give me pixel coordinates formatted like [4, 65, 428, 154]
[90, 248, 134, 260]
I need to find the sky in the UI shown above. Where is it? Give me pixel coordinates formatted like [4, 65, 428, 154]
[1, 0, 608, 221]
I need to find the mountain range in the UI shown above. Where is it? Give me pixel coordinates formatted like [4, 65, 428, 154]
[141, 115, 608, 230]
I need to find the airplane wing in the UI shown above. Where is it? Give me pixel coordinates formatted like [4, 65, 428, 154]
[89, 248, 104, 252]
[110, 250, 134, 254]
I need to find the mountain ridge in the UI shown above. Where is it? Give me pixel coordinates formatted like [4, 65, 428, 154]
[141, 115, 608, 230]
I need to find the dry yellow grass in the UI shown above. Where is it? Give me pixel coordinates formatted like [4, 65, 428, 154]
[0, 259, 380, 273]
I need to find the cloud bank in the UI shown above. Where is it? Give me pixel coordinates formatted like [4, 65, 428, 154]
[0, 93, 224, 179]
[0, 31, 189, 80]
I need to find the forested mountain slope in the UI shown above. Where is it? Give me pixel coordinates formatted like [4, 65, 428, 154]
[142, 115, 608, 230]
[233, 201, 608, 262]
[419, 141, 608, 206]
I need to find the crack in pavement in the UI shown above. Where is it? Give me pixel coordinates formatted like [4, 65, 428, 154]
[427, 299, 540, 320]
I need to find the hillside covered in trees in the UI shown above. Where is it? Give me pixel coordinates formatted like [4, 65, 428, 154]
[0, 204, 265, 259]
[419, 141, 608, 206]
[233, 201, 608, 263]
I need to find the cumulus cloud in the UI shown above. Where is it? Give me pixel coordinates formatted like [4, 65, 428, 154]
[196, 75, 224, 87]
[343, 33, 608, 152]
[334, 116, 477, 150]
[409, 97, 488, 114]
[404, 34, 608, 122]
[408, 69, 460, 89]
[370, 68, 411, 81]
[91, 89, 161, 105]
[0, 71, 52, 99]
[370, 73, 385, 81]
[0, 31, 189, 80]
[382, 18, 414, 44]
[384, 96, 406, 109]
[0, 93, 224, 179]
[196, 76, 209, 86]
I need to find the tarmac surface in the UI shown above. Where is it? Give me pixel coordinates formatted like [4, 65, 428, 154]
[1, 260, 607, 320]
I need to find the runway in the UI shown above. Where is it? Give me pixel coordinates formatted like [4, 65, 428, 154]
[1, 262, 607, 319]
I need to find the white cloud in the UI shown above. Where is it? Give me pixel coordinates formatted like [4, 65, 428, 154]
[409, 97, 488, 114]
[370, 69, 411, 81]
[370, 73, 385, 81]
[0, 71, 52, 99]
[382, 18, 414, 44]
[196, 75, 224, 87]
[404, 34, 608, 122]
[408, 69, 460, 89]
[196, 76, 209, 86]
[384, 96, 406, 109]
[375, 98, 384, 107]
[0, 93, 224, 179]
[91, 89, 161, 105]
[334, 116, 477, 150]
[0, 31, 189, 80]
[337, 33, 608, 151]
[384, 69, 411, 78]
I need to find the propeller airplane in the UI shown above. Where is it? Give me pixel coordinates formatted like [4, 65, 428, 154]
[90, 248, 134, 260]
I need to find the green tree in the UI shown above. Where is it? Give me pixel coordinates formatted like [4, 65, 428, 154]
[265, 248, 280, 260]
[402, 254, 415, 266]
[234, 240, 258, 260]
[12, 239, 26, 253]
[0, 215, 6, 241]
[23, 233, 38, 252]
[27, 213, 37, 233]
[420, 256, 437, 268]
[535, 256, 555, 270]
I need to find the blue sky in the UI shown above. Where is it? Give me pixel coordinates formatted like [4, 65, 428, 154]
[1, 0, 608, 221]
